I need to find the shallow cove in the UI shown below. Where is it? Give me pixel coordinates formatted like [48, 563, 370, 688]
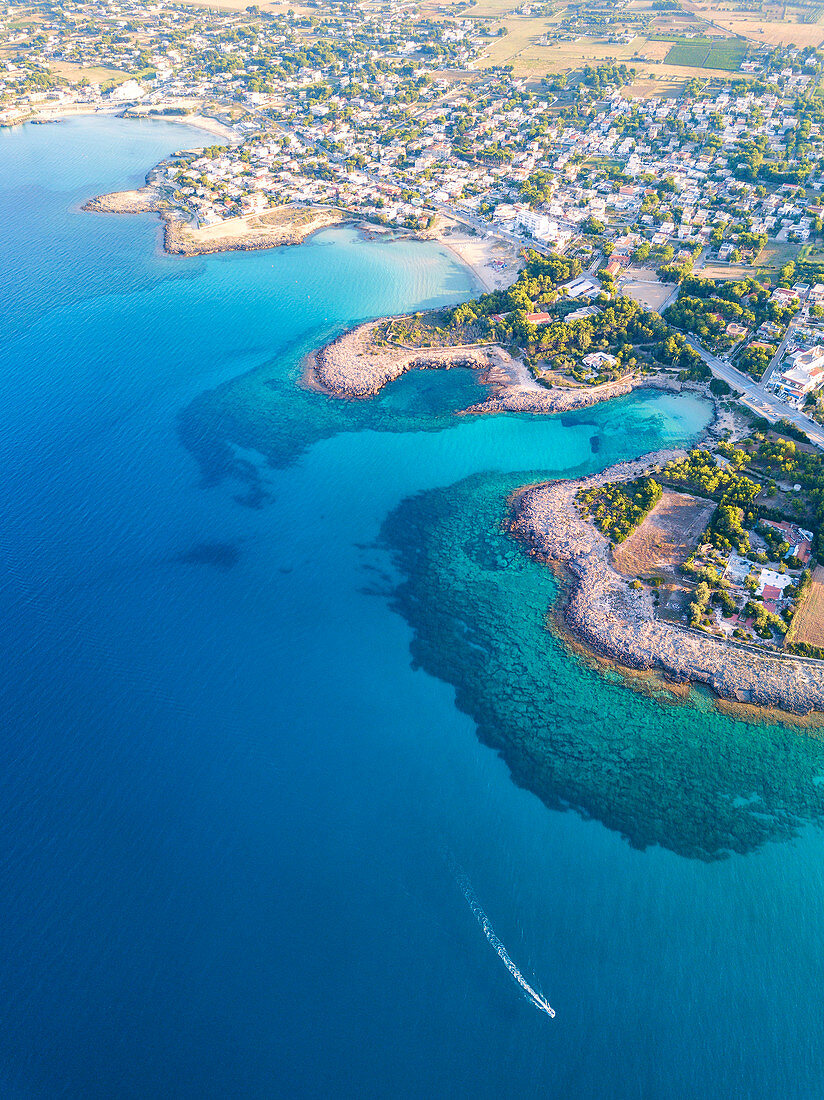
[5, 116, 824, 1099]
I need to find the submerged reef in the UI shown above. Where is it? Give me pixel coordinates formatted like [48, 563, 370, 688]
[178, 344, 488, 491]
[381, 471, 824, 860]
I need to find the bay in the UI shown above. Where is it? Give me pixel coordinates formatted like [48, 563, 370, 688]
[1, 116, 823, 1099]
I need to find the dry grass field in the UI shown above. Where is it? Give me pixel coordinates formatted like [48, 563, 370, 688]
[619, 267, 675, 310]
[687, 0, 824, 45]
[477, 29, 748, 78]
[697, 260, 758, 280]
[623, 76, 690, 98]
[48, 62, 131, 84]
[612, 490, 715, 579]
[789, 566, 824, 647]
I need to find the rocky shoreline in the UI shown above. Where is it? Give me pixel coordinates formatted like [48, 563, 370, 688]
[305, 316, 695, 414]
[83, 187, 345, 256]
[509, 454, 824, 716]
[83, 187, 163, 215]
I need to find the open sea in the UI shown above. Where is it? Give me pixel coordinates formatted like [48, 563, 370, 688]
[3, 116, 824, 1099]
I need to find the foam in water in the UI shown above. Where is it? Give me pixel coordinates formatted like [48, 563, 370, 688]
[456, 871, 555, 1019]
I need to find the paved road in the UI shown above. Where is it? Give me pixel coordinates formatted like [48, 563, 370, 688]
[684, 335, 824, 449]
[761, 323, 795, 388]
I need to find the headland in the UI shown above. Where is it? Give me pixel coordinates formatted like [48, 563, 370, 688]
[510, 454, 824, 716]
[83, 186, 346, 256]
[304, 314, 691, 415]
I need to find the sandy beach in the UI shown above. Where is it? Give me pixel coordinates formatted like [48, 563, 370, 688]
[433, 225, 521, 293]
[124, 107, 240, 145]
[27, 101, 240, 146]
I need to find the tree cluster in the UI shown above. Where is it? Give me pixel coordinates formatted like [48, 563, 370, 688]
[577, 477, 662, 543]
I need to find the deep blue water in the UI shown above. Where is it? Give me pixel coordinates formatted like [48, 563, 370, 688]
[3, 116, 824, 1098]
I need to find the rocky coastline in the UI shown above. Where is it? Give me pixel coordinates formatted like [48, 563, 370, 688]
[509, 454, 824, 716]
[83, 186, 345, 256]
[305, 316, 695, 414]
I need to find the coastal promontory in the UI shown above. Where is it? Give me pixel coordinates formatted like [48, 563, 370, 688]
[83, 187, 344, 256]
[510, 452, 824, 716]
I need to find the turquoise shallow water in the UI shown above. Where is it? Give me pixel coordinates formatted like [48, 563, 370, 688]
[3, 116, 824, 1098]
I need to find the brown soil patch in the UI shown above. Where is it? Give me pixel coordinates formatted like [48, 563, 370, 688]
[612, 489, 714, 579]
[790, 565, 824, 648]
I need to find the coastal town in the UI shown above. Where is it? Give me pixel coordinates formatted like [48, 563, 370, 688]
[15, 0, 824, 1082]
[9, 0, 824, 708]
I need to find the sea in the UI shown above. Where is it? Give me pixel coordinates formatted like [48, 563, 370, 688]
[2, 115, 824, 1099]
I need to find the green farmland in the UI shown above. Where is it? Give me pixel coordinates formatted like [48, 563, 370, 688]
[663, 36, 748, 70]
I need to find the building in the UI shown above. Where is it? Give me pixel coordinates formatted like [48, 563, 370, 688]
[774, 345, 824, 400]
[762, 520, 814, 564]
[560, 275, 600, 300]
[582, 351, 618, 369]
[756, 569, 794, 597]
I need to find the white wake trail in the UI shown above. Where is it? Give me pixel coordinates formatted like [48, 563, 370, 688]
[456, 872, 555, 1019]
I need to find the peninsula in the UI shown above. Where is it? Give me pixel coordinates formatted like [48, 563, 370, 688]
[303, 314, 673, 415]
[83, 187, 346, 256]
[305, 245, 824, 716]
[510, 451, 824, 716]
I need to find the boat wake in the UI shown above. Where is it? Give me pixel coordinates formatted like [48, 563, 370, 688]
[456, 870, 555, 1019]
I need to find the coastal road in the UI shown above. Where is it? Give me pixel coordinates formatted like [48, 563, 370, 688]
[684, 335, 824, 449]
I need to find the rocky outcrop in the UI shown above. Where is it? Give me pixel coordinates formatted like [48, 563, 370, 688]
[84, 188, 344, 257]
[510, 454, 824, 716]
[307, 319, 516, 399]
[307, 317, 690, 414]
[82, 187, 162, 214]
[466, 373, 681, 416]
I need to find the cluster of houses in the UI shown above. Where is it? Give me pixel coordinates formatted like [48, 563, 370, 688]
[761, 296, 824, 406]
[151, 64, 824, 248]
[0, 0, 484, 127]
[771, 341, 824, 404]
[4, 0, 824, 271]
[710, 521, 813, 642]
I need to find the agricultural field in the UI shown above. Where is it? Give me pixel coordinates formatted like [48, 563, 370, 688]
[788, 565, 824, 646]
[686, 1, 824, 46]
[476, 26, 750, 78]
[479, 33, 675, 76]
[440, 0, 526, 15]
[611, 490, 715, 579]
[169, 0, 314, 10]
[662, 34, 748, 69]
